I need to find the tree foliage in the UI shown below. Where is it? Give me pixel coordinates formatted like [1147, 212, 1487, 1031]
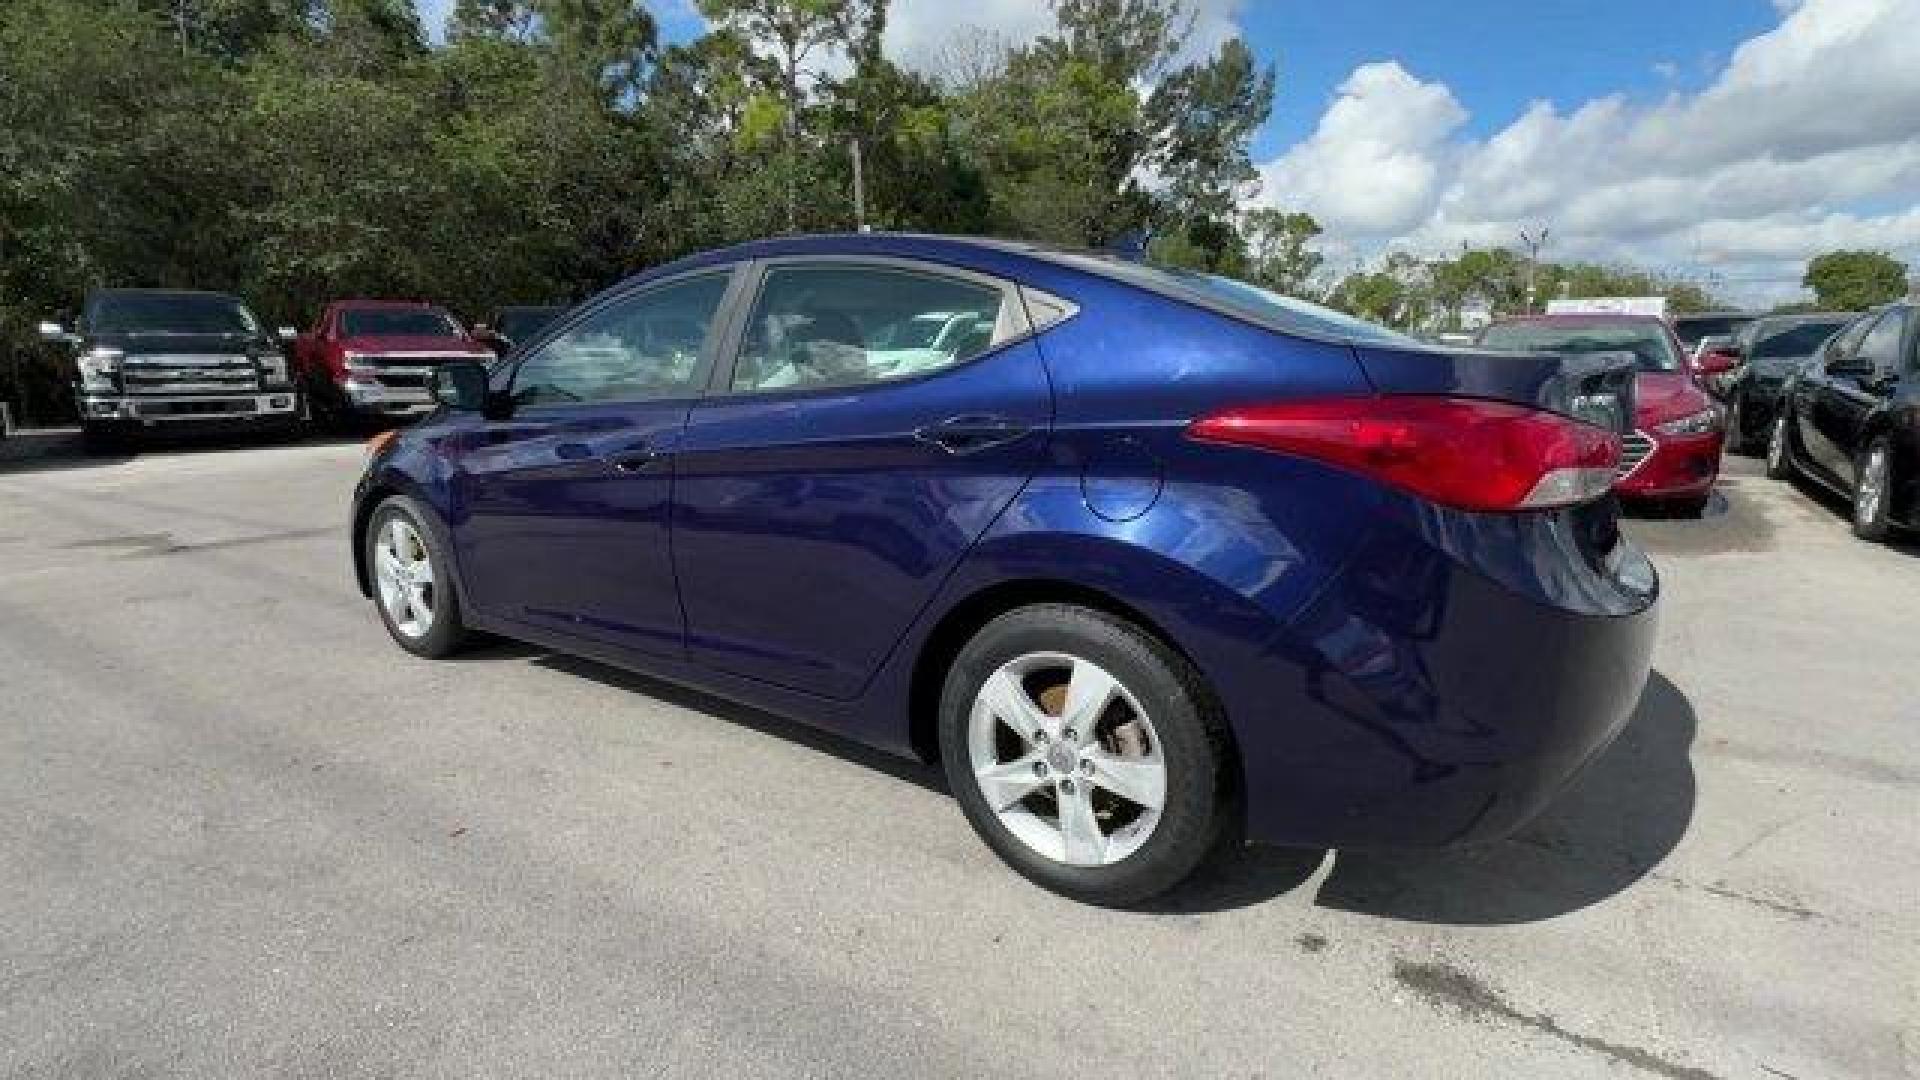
[1803, 250, 1909, 311]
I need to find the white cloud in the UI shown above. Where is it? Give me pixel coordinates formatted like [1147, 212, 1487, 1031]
[1256, 0, 1920, 305]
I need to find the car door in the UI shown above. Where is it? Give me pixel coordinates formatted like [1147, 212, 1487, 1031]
[1796, 313, 1871, 481]
[671, 257, 1054, 700]
[448, 268, 744, 658]
[1811, 310, 1904, 481]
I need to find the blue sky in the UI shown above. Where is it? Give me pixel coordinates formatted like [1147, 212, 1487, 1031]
[417, 0, 1920, 304]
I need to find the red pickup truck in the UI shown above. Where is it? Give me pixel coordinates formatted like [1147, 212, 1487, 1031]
[294, 300, 494, 421]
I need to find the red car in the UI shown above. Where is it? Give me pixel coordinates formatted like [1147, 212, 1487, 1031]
[1479, 314, 1725, 514]
[294, 300, 494, 422]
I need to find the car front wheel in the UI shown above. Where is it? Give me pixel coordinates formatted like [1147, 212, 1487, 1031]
[366, 496, 470, 658]
[938, 604, 1235, 906]
[1852, 437, 1896, 543]
[1765, 409, 1797, 481]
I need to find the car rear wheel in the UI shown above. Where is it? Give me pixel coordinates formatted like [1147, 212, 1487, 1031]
[1765, 410, 1797, 481]
[367, 496, 469, 658]
[938, 604, 1235, 906]
[1852, 437, 1896, 543]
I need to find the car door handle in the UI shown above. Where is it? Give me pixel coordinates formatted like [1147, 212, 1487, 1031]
[915, 414, 1032, 455]
[609, 449, 660, 473]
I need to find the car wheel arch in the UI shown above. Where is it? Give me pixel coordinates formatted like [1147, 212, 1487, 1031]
[904, 578, 1237, 778]
[353, 475, 468, 607]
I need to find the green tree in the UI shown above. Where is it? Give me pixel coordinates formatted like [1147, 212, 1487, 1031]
[1803, 250, 1909, 310]
[1144, 37, 1274, 269]
[1242, 208, 1322, 295]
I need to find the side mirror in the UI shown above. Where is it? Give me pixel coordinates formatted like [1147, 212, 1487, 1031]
[428, 360, 490, 412]
[38, 320, 75, 344]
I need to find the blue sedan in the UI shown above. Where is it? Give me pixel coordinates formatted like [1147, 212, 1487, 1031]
[352, 233, 1658, 904]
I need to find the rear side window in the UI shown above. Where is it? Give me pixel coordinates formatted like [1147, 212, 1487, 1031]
[730, 264, 1005, 392]
[1749, 321, 1847, 359]
[513, 274, 729, 406]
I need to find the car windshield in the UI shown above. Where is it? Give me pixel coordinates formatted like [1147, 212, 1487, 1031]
[1673, 315, 1749, 348]
[1751, 320, 1847, 359]
[88, 292, 261, 336]
[496, 308, 561, 340]
[1040, 252, 1417, 346]
[341, 308, 459, 337]
[1478, 322, 1681, 372]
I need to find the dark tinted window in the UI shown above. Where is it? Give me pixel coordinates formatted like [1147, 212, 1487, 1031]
[731, 264, 1004, 392]
[1477, 321, 1680, 372]
[495, 307, 562, 341]
[86, 292, 261, 336]
[513, 274, 728, 406]
[1750, 320, 1848, 359]
[1038, 252, 1415, 346]
[340, 308, 459, 337]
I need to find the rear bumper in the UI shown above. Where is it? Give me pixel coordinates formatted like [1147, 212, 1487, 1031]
[1616, 429, 1723, 500]
[1222, 501, 1660, 850]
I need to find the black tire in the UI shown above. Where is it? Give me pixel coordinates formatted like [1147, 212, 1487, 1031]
[1725, 394, 1754, 455]
[1851, 436, 1896, 543]
[80, 424, 130, 456]
[1764, 408, 1797, 481]
[938, 604, 1236, 906]
[364, 495, 470, 658]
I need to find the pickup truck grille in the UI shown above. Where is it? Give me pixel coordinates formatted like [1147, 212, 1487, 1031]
[1618, 431, 1656, 480]
[354, 354, 480, 390]
[122, 354, 259, 395]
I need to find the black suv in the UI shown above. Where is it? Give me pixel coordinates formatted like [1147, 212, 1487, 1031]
[40, 289, 302, 450]
[1765, 302, 1920, 541]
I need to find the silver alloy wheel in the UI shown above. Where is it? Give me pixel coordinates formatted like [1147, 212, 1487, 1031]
[967, 651, 1167, 867]
[373, 517, 436, 639]
[1857, 445, 1889, 527]
[1768, 412, 1790, 472]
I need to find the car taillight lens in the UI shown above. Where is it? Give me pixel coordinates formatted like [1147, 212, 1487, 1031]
[1188, 396, 1622, 512]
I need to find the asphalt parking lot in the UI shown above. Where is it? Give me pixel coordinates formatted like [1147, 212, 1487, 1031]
[0, 435, 1914, 1079]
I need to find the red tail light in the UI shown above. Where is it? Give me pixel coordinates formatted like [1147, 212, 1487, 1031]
[1188, 396, 1622, 512]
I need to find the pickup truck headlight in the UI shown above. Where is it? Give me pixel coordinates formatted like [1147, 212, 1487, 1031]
[256, 353, 290, 385]
[76, 347, 122, 393]
[1655, 408, 1723, 437]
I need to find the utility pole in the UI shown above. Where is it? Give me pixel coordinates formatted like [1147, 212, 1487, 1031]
[850, 138, 868, 233]
[1519, 226, 1550, 313]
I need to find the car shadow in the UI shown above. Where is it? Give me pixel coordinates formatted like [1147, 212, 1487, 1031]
[1154, 670, 1698, 923]
[523, 650, 950, 797]
[455, 640, 1696, 923]
[1786, 474, 1920, 559]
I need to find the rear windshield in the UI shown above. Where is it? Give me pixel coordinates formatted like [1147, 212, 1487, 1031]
[1478, 321, 1681, 373]
[1673, 315, 1750, 348]
[341, 308, 460, 337]
[86, 292, 261, 336]
[1040, 252, 1416, 346]
[1750, 320, 1847, 359]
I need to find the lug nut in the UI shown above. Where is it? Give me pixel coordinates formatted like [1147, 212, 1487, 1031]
[1060, 778, 1075, 795]
[1062, 728, 1077, 743]
[1033, 761, 1048, 777]
[1081, 758, 1095, 776]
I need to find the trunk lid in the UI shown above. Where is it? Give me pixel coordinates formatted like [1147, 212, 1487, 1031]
[1350, 343, 1639, 437]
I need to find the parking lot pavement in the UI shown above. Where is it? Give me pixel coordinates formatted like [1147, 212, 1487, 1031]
[0, 442, 1914, 1080]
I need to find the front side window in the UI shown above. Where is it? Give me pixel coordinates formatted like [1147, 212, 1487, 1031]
[731, 264, 1005, 392]
[340, 308, 460, 337]
[1853, 310, 1906, 375]
[513, 274, 729, 406]
[1823, 314, 1875, 367]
